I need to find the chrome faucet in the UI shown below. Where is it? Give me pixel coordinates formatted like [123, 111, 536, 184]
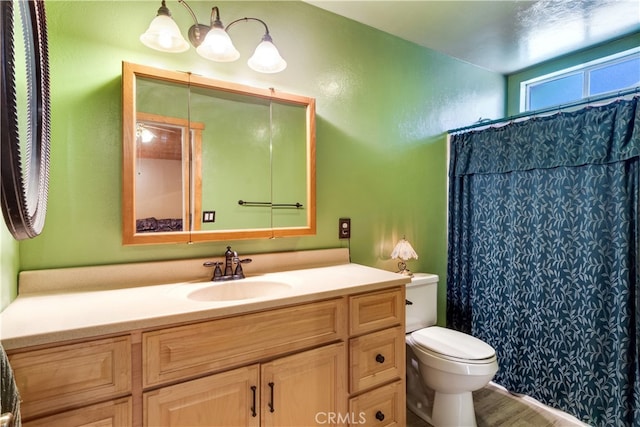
[203, 246, 252, 281]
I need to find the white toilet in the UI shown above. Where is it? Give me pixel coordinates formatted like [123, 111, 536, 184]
[406, 273, 498, 427]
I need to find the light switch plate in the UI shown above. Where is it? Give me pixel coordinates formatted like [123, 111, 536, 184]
[203, 211, 216, 223]
[339, 218, 351, 239]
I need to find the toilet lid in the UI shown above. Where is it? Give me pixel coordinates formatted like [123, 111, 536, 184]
[410, 326, 495, 361]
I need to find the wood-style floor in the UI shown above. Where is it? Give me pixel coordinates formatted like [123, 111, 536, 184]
[406, 382, 588, 427]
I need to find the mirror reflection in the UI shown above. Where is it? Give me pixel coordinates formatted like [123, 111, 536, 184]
[122, 62, 316, 245]
[189, 86, 273, 231]
[135, 112, 200, 233]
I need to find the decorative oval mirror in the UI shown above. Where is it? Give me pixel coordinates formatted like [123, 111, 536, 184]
[122, 62, 316, 245]
[1, 0, 51, 240]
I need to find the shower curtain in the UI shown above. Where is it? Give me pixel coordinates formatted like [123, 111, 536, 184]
[447, 97, 640, 426]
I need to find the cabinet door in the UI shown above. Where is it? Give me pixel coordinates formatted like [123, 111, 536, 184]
[144, 365, 259, 427]
[261, 343, 347, 427]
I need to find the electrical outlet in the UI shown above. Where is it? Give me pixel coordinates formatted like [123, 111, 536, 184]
[203, 211, 216, 223]
[339, 218, 351, 239]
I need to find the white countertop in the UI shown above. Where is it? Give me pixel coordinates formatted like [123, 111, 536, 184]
[0, 261, 409, 350]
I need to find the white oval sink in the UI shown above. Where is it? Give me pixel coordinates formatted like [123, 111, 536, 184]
[187, 280, 292, 302]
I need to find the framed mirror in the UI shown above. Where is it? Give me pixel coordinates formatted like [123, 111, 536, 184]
[1, 0, 51, 240]
[122, 62, 316, 245]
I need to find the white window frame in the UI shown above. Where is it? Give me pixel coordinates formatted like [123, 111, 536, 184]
[520, 47, 640, 112]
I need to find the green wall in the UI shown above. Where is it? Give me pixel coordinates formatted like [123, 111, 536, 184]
[1, 224, 19, 309]
[507, 32, 640, 116]
[3, 1, 506, 323]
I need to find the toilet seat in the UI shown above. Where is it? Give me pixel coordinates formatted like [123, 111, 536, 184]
[407, 326, 498, 376]
[410, 326, 495, 363]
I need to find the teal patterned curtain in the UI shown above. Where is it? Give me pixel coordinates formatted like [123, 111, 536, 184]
[447, 97, 640, 426]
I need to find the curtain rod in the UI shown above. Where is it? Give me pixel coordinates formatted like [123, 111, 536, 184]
[448, 86, 640, 135]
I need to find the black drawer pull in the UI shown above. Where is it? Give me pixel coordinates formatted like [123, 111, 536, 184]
[250, 386, 257, 417]
[268, 382, 275, 413]
[406, 299, 413, 305]
[375, 353, 385, 363]
[375, 411, 385, 421]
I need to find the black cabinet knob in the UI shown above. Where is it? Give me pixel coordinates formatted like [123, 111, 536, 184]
[375, 353, 385, 363]
[375, 411, 385, 421]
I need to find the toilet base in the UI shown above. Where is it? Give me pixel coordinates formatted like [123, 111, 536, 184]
[407, 388, 433, 425]
[432, 391, 476, 427]
[406, 344, 434, 424]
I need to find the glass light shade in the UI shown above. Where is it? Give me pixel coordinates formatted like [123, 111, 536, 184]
[196, 27, 240, 62]
[140, 15, 189, 53]
[247, 40, 287, 73]
[391, 238, 418, 275]
[391, 238, 419, 261]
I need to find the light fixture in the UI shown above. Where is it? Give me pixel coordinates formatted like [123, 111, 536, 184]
[136, 123, 156, 143]
[140, 1, 287, 73]
[391, 237, 418, 276]
[139, 1, 190, 53]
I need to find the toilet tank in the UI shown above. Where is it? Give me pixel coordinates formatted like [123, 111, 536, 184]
[406, 273, 439, 333]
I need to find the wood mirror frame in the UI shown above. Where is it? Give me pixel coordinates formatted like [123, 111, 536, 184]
[122, 62, 316, 245]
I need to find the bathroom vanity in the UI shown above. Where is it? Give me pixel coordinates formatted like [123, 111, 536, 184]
[0, 249, 409, 427]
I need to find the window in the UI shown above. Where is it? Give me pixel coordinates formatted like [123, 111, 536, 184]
[520, 48, 640, 112]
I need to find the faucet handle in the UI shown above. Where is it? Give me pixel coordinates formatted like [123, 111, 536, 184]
[203, 261, 224, 280]
[233, 258, 252, 278]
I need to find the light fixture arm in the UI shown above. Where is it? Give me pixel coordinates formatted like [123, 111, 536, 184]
[177, 0, 211, 47]
[171, 1, 275, 46]
[178, 0, 198, 25]
[210, 6, 225, 28]
[225, 17, 272, 40]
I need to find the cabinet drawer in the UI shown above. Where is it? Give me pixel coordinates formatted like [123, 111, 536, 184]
[349, 380, 404, 427]
[143, 298, 346, 387]
[9, 336, 132, 420]
[349, 326, 404, 393]
[23, 397, 132, 427]
[349, 287, 404, 336]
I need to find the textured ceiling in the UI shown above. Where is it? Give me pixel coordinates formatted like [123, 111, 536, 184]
[305, 0, 640, 74]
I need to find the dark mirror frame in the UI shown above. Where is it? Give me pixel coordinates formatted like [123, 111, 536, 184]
[1, 0, 51, 240]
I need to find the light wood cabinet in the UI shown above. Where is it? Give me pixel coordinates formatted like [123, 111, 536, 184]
[23, 397, 132, 427]
[350, 326, 403, 393]
[261, 343, 346, 427]
[143, 298, 345, 387]
[8, 285, 406, 427]
[349, 287, 404, 336]
[348, 287, 406, 427]
[143, 344, 346, 427]
[8, 336, 132, 423]
[142, 298, 347, 427]
[144, 365, 260, 427]
[349, 381, 403, 427]
[144, 343, 346, 427]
